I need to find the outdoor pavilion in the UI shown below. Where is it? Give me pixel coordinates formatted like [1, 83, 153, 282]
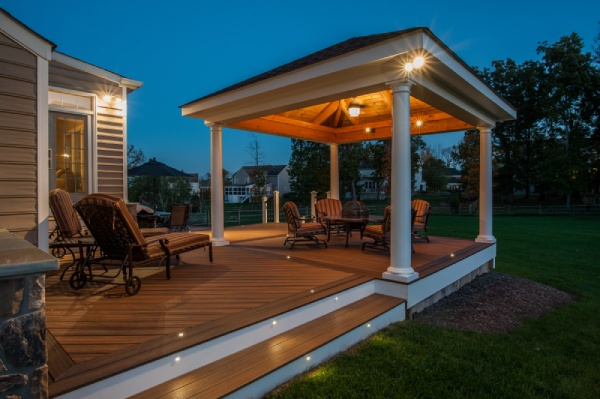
[180, 27, 516, 284]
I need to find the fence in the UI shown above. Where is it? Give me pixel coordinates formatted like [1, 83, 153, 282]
[189, 203, 600, 227]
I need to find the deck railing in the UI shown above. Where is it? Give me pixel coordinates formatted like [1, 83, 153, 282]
[188, 203, 600, 227]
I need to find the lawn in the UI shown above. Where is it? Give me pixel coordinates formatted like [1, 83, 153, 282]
[266, 215, 600, 399]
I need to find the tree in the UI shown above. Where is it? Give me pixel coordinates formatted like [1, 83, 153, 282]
[421, 151, 447, 193]
[452, 130, 480, 200]
[127, 144, 145, 168]
[246, 133, 266, 166]
[537, 33, 599, 205]
[477, 59, 547, 202]
[339, 143, 364, 200]
[288, 139, 329, 204]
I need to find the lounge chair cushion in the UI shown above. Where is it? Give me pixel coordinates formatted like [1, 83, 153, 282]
[49, 188, 84, 238]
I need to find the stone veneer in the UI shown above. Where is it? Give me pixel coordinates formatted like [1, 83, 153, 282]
[408, 261, 492, 317]
[0, 228, 58, 399]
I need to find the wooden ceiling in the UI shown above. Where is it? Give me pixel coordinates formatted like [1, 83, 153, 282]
[231, 89, 474, 144]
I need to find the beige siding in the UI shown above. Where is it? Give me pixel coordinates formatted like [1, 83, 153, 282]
[50, 61, 126, 198]
[0, 32, 38, 244]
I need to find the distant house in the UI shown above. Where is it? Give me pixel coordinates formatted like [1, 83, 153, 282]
[226, 165, 290, 203]
[446, 167, 462, 191]
[0, 8, 142, 247]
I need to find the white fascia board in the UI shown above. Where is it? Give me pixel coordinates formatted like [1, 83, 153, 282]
[52, 52, 142, 92]
[191, 61, 394, 124]
[0, 10, 53, 60]
[182, 31, 426, 120]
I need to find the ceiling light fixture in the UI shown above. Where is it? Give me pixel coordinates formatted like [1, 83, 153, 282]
[348, 103, 361, 117]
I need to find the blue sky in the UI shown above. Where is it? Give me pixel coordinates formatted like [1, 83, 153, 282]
[2, 0, 599, 175]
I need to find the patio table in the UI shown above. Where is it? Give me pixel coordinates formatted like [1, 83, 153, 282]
[323, 215, 381, 247]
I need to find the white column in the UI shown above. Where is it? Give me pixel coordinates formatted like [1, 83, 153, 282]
[37, 56, 50, 251]
[207, 122, 229, 246]
[329, 143, 339, 200]
[383, 80, 418, 283]
[274, 190, 280, 223]
[476, 126, 496, 243]
[310, 191, 317, 219]
[262, 196, 268, 223]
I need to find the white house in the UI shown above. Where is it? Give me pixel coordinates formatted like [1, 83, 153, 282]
[226, 164, 290, 203]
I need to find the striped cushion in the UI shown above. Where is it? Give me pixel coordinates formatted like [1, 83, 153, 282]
[49, 188, 82, 238]
[144, 232, 211, 258]
[283, 201, 303, 229]
[411, 200, 430, 224]
[316, 199, 342, 218]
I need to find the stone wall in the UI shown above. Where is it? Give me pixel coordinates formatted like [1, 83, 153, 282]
[0, 228, 58, 399]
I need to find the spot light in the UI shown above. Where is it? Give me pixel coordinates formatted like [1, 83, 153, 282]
[414, 56, 425, 68]
[272, 320, 277, 326]
[306, 356, 311, 361]
[365, 127, 376, 133]
[174, 356, 181, 362]
[178, 332, 184, 337]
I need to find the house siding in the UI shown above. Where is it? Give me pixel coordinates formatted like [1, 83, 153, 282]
[49, 61, 126, 197]
[0, 31, 39, 243]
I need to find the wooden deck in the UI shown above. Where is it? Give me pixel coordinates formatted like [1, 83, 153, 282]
[45, 223, 489, 397]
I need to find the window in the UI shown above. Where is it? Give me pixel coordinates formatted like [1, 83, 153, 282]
[49, 113, 88, 196]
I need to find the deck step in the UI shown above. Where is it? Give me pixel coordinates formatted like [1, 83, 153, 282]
[131, 293, 405, 398]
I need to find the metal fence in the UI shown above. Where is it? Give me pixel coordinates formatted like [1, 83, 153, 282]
[188, 203, 600, 227]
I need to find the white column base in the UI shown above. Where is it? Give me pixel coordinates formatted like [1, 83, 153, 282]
[382, 269, 419, 283]
[475, 235, 496, 243]
[210, 238, 230, 246]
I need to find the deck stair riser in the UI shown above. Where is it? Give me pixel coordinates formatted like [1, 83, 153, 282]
[55, 281, 403, 399]
[133, 294, 405, 398]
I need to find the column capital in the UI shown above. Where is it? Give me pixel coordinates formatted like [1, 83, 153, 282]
[328, 142, 338, 148]
[478, 125, 494, 134]
[386, 79, 415, 92]
[205, 121, 222, 129]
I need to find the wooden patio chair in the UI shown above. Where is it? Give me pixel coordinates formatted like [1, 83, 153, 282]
[282, 201, 327, 249]
[411, 199, 431, 242]
[168, 204, 192, 232]
[72, 193, 212, 295]
[315, 198, 344, 240]
[362, 206, 415, 253]
[49, 188, 98, 280]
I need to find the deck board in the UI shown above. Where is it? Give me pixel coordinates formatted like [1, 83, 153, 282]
[46, 223, 484, 397]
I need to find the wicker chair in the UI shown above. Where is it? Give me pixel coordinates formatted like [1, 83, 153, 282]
[73, 193, 212, 295]
[49, 188, 97, 279]
[283, 201, 327, 249]
[411, 199, 431, 242]
[315, 198, 344, 240]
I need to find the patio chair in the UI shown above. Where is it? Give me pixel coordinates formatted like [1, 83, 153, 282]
[411, 199, 431, 242]
[362, 206, 415, 253]
[168, 204, 192, 232]
[49, 188, 98, 280]
[315, 198, 344, 240]
[283, 201, 327, 249]
[73, 193, 212, 295]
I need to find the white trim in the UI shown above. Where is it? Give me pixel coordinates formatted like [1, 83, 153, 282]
[37, 56, 50, 251]
[122, 86, 129, 200]
[52, 52, 143, 90]
[0, 9, 53, 60]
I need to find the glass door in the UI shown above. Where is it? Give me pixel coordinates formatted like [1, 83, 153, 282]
[49, 112, 89, 202]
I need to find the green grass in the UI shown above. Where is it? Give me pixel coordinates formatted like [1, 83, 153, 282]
[265, 216, 600, 399]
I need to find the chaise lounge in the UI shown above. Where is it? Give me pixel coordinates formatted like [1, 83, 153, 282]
[72, 193, 213, 295]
